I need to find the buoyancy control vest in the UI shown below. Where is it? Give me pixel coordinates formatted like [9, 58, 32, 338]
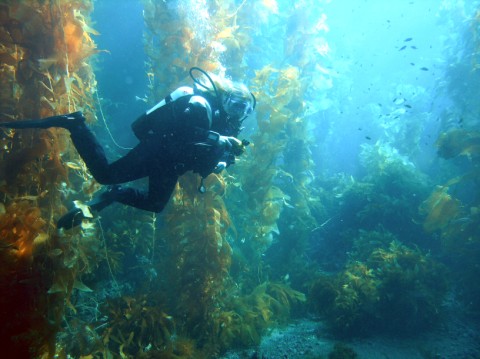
[131, 86, 213, 141]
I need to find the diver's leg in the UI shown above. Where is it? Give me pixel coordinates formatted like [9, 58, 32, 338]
[0, 111, 129, 184]
[68, 121, 112, 183]
[69, 121, 153, 184]
[57, 141, 165, 229]
[57, 185, 127, 229]
[113, 171, 179, 212]
[1, 111, 154, 184]
[56, 137, 155, 229]
[0, 111, 85, 130]
[57, 174, 178, 230]
[0, 111, 114, 182]
[85, 168, 178, 214]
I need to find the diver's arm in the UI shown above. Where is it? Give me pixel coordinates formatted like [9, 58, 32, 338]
[182, 94, 248, 176]
[183, 95, 212, 134]
[192, 134, 247, 177]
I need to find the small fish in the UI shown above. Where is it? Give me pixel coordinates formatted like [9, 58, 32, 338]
[410, 62, 415, 66]
[404, 104, 412, 108]
[404, 37, 413, 42]
[399, 45, 407, 51]
[420, 67, 429, 71]
[135, 95, 148, 103]
[65, 161, 83, 170]
[410, 46, 417, 49]
[283, 198, 295, 209]
[365, 136, 371, 140]
[452, 217, 472, 225]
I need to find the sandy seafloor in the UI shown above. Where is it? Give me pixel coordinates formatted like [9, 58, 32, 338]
[220, 303, 480, 359]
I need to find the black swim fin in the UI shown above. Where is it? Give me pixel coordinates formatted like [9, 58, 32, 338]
[57, 186, 121, 230]
[57, 206, 87, 230]
[1, 111, 85, 130]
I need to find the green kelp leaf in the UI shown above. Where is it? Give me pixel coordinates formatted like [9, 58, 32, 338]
[48, 281, 67, 294]
[73, 279, 93, 292]
[420, 186, 461, 232]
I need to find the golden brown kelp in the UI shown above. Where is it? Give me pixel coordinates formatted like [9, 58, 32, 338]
[419, 185, 462, 233]
[420, 126, 480, 239]
[230, 64, 319, 288]
[127, 2, 238, 355]
[209, 281, 305, 351]
[162, 173, 233, 348]
[418, 126, 480, 314]
[220, 1, 326, 346]
[137, 1, 327, 356]
[143, 0, 223, 98]
[140, 1, 254, 355]
[424, 6, 480, 315]
[226, 2, 332, 291]
[309, 233, 447, 337]
[436, 129, 480, 160]
[0, 1, 100, 356]
[142, 0, 263, 95]
[101, 295, 176, 358]
[227, 65, 307, 254]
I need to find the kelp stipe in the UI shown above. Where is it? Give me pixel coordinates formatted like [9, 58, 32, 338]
[426, 6, 480, 316]
[137, 1, 317, 356]
[419, 126, 480, 315]
[0, 1, 101, 356]
[226, 2, 331, 312]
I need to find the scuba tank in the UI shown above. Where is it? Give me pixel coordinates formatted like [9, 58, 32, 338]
[131, 67, 221, 141]
[131, 86, 194, 140]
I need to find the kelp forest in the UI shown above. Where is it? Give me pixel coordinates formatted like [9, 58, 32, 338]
[1, 0, 480, 358]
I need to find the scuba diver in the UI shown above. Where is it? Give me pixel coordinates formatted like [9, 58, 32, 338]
[0, 67, 255, 230]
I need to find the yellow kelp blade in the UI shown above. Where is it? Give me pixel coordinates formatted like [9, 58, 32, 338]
[420, 186, 461, 233]
[436, 129, 480, 159]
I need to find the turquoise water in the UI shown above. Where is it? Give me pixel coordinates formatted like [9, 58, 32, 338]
[67, 0, 480, 356]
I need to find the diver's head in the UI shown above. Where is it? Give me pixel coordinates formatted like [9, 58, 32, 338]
[212, 77, 256, 135]
[222, 81, 254, 117]
[190, 68, 255, 135]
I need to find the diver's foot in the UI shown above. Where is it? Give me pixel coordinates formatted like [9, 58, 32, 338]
[0, 111, 85, 130]
[57, 186, 119, 230]
[84, 185, 124, 213]
[57, 207, 86, 230]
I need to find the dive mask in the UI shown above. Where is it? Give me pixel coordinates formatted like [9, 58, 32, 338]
[223, 92, 254, 119]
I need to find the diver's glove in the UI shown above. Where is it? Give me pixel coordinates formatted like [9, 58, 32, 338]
[57, 185, 121, 230]
[225, 136, 248, 156]
[213, 136, 249, 173]
[193, 132, 248, 177]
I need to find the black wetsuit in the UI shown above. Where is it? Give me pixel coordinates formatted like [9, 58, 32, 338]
[1, 86, 242, 228]
[68, 89, 235, 213]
